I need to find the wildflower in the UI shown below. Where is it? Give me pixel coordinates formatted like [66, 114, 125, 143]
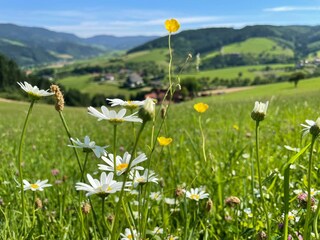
[17, 81, 54, 100]
[88, 106, 142, 124]
[165, 18, 180, 33]
[138, 97, 156, 122]
[175, 187, 185, 198]
[164, 198, 176, 205]
[244, 208, 253, 218]
[206, 199, 213, 212]
[23, 179, 52, 191]
[51, 168, 60, 176]
[81, 202, 91, 214]
[185, 188, 209, 201]
[297, 192, 316, 208]
[284, 145, 300, 152]
[157, 136, 173, 146]
[35, 198, 43, 209]
[152, 226, 164, 235]
[258, 231, 267, 240]
[50, 84, 64, 111]
[225, 196, 241, 207]
[98, 152, 147, 176]
[75, 172, 129, 197]
[107, 98, 145, 110]
[120, 228, 138, 240]
[150, 192, 162, 201]
[194, 102, 209, 113]
[68, 136, 107, 158]
[301, 118, 320, 137]
[129, 169, 158, 188]
[251, 101, 269, 122]
[166, 235, 179, 240]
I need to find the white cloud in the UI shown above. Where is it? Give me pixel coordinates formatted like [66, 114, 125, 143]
[265, 6, 320, 12]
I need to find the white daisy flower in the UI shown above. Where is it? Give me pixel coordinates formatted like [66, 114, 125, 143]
[251, 101, 269, 121]
[150, 191, 162, 201]
[23, 179, 52, 191]
[166, 235, 179, 240]
[129, 169, 158, 188]
[87, 106, 142, 124]
[17, 81, 54, 100]
[75, 172, 129, 197]
[98, 152, 147, 176]
[284, 145, 300, 152]
[301, 118, 320, 137]
[151, 226, 163, 234]
[164, 198, 176, 205]
[120, 228, 139, 240]
[68, 136, 107, 158]
[185, 188, 209, 201]
[107, 98, 145, 110]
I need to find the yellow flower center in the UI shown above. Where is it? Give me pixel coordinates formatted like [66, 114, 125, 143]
[194, 103, 209, 113]
[116, 163, 128, 171]
[157, 137, 173, 146]
[288, 215, 295, 221]
[136, 177, 145, 183]
[31, 184, 39, 189]
[190, 194, 200, 200]
[127, 234, 133, 239]
[165, 19, 180, 33]
[109, 118, 125, 124]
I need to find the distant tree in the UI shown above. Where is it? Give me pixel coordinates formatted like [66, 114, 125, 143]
[288, 72, 305, 88]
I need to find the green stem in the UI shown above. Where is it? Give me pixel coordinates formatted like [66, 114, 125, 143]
[168, 33, 173, 96]
[58, 111, 82, 173]
[255, 121, 270, 237]
[81, 152, 89, 182]
[111, 122, 146, 240]
[18, 99, 35, 227]
[304, 136, 316, 239]
[313, 201, 320, 239]
[198, 115, 207, 162]
[283, 166, 290, 240]
[113, 124, 117, 175]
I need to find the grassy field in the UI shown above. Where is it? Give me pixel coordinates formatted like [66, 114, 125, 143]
[182, 63, 294, 80]
[1, 76, 320, 239]
[222, 37, 294, 57]
[124, 48, 168, 66]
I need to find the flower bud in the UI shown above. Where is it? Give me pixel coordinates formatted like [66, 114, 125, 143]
[251, 101, 268, 122]
[225, 196, 241, 207]
[138, 98, 155, 122]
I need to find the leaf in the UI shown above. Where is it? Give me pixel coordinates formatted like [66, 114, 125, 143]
[282, 143, 311, 172]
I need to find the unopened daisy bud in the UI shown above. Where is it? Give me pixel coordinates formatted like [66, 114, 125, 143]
[81, 202, 91, 214]
[50, 84, 65, 111]
[138, 98, 155, 122]
[225, 196, 241, 207]
[107, 214, 114, 224]
[35, 197, 43, 209]
[251, 101, 268, 122]
[206, 199, 213, 212]
[161, 104, 168, 119]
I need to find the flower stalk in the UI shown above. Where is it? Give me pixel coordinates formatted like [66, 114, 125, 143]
[17, 99, 35, 226]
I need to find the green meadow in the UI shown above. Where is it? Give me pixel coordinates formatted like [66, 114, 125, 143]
[1, 76, 320, 239]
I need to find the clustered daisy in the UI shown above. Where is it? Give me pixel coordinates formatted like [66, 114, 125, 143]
[23, 179, 52, 191]
[18, 81, 54, 100]
[68, 135, 107, 158]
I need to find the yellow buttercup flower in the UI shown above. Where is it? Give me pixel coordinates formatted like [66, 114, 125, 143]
[165, 19, 180, 33]
[194, 103, 209, 113]
[157, 137, 173, 146]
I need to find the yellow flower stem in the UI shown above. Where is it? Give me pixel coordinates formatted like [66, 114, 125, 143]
[18, 99, 35, 229]
[255, 121, 270, 237]
[113, 124, 117, 176]
[198, 115, 207, 162]
[168, 33, 173, 96]
[304, 135, 316, 239]
[58, 111, 83, 174]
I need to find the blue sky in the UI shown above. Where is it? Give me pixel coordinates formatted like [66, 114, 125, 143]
[1, 0, 320, 37]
